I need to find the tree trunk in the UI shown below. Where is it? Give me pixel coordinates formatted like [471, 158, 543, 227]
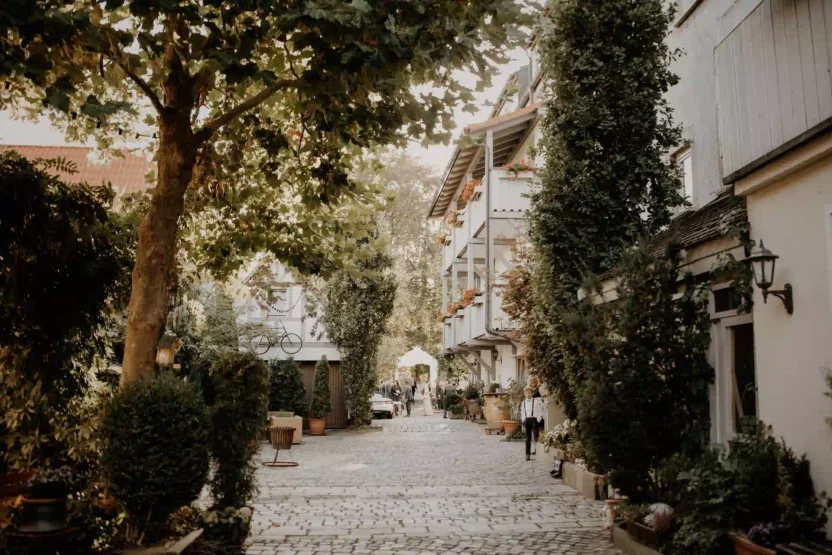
[121, 112, 197, 385]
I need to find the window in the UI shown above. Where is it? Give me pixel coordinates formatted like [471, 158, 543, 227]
[674, 146, 694, 206]
[268, 288, 290, 316]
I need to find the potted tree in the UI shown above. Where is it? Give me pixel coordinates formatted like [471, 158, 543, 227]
[308, 356, 331, 436]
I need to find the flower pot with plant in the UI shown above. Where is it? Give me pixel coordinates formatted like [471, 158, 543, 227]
[498, 379, 525, 433]
[308, 356, 332, 436]
[19, 467, 76, 533]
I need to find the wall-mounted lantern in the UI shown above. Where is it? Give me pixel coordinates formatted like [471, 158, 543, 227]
[156, 333, 182, 368]
[746, 240, 793, 314]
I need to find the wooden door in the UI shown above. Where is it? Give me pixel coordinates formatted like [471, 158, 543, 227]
[301, 361, 347, 429]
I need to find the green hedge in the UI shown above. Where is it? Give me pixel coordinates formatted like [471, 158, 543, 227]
[208, 352, 269, 509]
[268, 358, 307, 417]
[100, 373, 210, 539]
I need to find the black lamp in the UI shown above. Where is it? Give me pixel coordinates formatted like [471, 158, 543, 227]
[746, 240, 793, 314]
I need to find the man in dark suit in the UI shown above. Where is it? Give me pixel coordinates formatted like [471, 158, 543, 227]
[403, 381, 414, 417]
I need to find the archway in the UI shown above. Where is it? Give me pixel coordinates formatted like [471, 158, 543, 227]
[395, 346, 438, 388]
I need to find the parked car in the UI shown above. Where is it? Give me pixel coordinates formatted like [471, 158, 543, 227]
[371, 394, 394, 419]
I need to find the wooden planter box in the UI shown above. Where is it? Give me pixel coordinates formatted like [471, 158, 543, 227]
[627, 521, 659, 548]
[561, 462, 607, 501]
[729, 533, 776, 555]
[611, 525, 663, 555]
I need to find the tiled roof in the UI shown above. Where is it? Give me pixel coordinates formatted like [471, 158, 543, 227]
[598, 192, 748, 281]
[650, 191, 748, 255]
[0, 145, 154, 194]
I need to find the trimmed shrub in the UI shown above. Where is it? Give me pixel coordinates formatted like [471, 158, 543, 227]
[208, 352, 269, 510]
[268, 358, 307, 417]
[309, 356, 332, 419]
[100, 373, 210, 540]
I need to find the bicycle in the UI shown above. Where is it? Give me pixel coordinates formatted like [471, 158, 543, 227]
[248, 320, 303, 356]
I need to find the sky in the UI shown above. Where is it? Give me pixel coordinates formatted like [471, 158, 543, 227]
[0, 49, 530, 177]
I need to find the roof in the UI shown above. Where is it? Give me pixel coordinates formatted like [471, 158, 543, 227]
[597, 192, 749, 281]
[650, 191, 748, 256]
[0, 145, 154, 194]
[428, 104, 540, 219]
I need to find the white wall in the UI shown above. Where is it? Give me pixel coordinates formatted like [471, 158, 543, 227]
[236, 262, 341, 362]
[740, 151, 832, 525]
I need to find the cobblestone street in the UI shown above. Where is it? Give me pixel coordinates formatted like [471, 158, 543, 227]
[247, 414, 620, 554]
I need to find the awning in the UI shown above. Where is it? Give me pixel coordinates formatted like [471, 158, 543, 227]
[428, 104, 540, 219]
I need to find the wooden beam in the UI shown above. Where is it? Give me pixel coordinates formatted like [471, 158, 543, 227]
[462, 347, 493, 375]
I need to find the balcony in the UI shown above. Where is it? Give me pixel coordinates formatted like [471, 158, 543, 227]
[442, 238, 454, 271]
[716, 0, 832, 182]
[443, 317, 455, 351]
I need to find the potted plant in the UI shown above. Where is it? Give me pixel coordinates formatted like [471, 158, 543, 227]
[308, 356, 331, 436]
[499, 379, 525, 434]
[19, 466, 76, 533]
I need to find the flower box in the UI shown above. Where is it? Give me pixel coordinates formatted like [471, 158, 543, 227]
[728, 533, 776, 555]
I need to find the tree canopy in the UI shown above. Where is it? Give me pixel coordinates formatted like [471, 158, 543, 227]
[1, 0, 528, 383]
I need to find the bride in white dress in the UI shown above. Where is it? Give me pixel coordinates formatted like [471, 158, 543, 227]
[422, 382, 434, 416]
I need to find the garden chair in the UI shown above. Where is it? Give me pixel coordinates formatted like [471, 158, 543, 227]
[263, 426, 299, 467]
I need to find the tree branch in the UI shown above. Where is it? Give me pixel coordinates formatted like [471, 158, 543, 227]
[195, 80, 298, 142]
[117, 61, 165, 114]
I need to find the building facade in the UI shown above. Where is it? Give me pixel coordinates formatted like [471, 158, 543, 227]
[432, 0, 832, 512]
[236, 260, 348, 428]
[428, 51, 542, 391]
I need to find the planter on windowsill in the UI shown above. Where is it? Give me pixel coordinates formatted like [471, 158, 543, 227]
[728, 533, 776, 555]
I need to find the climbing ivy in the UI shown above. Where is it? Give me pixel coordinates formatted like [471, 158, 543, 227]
[317, 251, 396, 426]
[524, 0, 685, 414]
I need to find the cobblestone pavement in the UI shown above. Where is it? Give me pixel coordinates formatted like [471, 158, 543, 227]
[247, 414, 620, 554]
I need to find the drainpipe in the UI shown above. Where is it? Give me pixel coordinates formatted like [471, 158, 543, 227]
[484, 130, 514, 360]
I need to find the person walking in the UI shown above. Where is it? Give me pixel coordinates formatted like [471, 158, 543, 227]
[403, 380, 414, 417]
[521, 386, 544, 461]
[437, 381, 447, 419]
[528, 376, 544, 445]
[391, 381, 403, 418]
[422, 381, 434, 416]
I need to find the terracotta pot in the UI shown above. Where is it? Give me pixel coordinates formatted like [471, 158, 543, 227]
[503, 420, 520, 435]
[728, 533, 776, 555]
[308, 418, 326, 436]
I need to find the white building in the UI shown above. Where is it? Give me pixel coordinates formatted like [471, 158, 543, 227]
[236, 260, 348, 428]
[428, 47, 543, 390]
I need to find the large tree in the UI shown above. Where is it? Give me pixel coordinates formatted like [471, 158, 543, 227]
[0, 0, 526, 384]
[357, 151, 444, 377]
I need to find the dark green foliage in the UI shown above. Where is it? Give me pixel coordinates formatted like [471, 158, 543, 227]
[570, 244, 713, 500]
[208, 352, 269, 510]
[268, 358, 307, 417]
[670, 423, 828, 554]
[309, 356, 332, 420]
[100, 373, 210, 539]
[670, 449, 735, 555]
[319, 251, 396, 426]
[0, 151, 134, 470]
[525, 0, 684, 415]
[444, 392, 463, 409]
[203, 288, 240, 352]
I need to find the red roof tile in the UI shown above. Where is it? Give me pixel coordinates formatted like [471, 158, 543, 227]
[0, 145, 154, 194]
